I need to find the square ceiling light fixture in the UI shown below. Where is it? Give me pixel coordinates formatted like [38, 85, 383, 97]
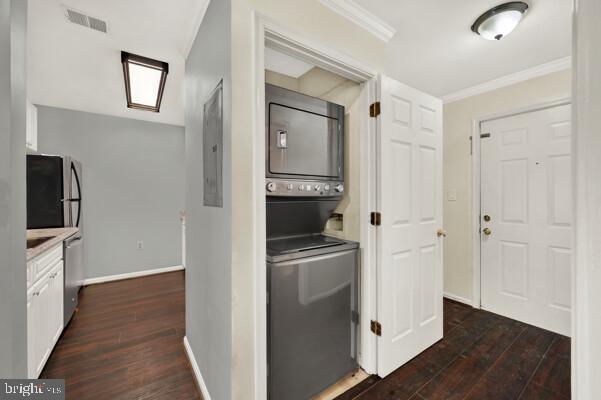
[121, 51, 169, 112]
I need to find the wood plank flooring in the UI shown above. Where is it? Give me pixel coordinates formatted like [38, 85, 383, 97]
[42, 272, 570, 400]
[41, 271, 201, 400]
[335, 299, 571, 400]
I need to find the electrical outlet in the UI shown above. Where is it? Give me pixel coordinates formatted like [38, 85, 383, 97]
[137, 241, 144, 250]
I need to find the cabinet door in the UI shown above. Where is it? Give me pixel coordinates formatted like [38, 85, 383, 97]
[50, 262, 64, 344]
[34, 275, 52, 377]
[27, 289, 36, 379]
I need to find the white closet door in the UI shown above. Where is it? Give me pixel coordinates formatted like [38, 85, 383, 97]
[376, 75, 443, 377]
[481, 104, 572, 336]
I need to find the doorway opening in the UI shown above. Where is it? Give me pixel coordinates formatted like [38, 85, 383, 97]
[262, 42, 376, 399]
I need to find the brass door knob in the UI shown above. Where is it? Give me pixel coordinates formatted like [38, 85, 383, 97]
[437, 229, 447, 237]
[482, 228, 492, 236]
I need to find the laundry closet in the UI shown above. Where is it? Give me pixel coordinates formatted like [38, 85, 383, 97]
[264, 47, 364, 400]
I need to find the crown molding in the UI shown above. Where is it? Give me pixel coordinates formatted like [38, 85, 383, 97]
[442, 56, 572, 104]
[182, 0, 211, 58]
[318, 0, 396, 42]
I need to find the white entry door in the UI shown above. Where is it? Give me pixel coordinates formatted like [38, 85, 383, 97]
[376, 75, 443, 377]
[481, 103, 572, 336]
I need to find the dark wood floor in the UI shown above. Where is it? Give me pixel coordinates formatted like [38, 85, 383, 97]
[41, 271, 201, 400]
[42, 272, 570, 400]
[336, 299, 571, 400]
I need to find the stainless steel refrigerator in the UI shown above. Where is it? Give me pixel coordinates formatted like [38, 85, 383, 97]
[27, 154, 84, 326]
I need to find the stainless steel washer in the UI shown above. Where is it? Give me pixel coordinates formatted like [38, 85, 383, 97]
[267, 234, 358, 400]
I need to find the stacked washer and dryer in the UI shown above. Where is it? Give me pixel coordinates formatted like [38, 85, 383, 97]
[265, 84, 359, 400]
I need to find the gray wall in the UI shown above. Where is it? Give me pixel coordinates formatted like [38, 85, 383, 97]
[184, 0, 232, 398]
[37, 106, 185, 279]
[0, 0, 27, 378]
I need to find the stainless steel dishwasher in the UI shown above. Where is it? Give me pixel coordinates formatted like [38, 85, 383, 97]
[64, 234, 83, 326]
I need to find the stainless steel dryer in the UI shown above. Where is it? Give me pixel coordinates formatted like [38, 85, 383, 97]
[265, 84, 359, 400]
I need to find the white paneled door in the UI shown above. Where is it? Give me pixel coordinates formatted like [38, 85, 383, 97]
[376, 75, 443, 377]
[481, 103, 572, 336]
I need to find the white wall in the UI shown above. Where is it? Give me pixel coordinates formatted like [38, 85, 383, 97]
[442, 69, 571, 303]
[185, 0, 232, 398]
[0, 0, 27, 378]
[573, 0, 601, 397]
[36, 106, 185, 280]
[231, 1, 386, 397]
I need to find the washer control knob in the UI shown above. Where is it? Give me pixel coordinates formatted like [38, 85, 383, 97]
[335, 184, 344, 193]
[298, 184, 305, 191]
[314, 185, 321, 191]
[324, 184, 331, 191]
[266, 182, 277, 192]
[287, 184, 293, 191]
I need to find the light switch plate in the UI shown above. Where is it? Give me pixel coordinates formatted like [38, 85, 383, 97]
[447, 188, 457, 201]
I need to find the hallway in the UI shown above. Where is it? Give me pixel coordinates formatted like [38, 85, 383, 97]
[41, 271, 201, 400]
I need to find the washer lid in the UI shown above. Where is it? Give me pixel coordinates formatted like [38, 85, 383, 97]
[268, 234, 344, 255]
[267, 234, 359, 263]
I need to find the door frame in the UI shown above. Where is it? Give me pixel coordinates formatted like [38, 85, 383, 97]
[251, 13, 379, 399]
[470, 97, 572, 309]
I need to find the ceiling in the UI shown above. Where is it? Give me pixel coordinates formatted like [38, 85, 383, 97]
[350, 0, 572, 97]
[27, 0, 208, 126]
[265, 47, 315, 78]
[28, 0, 572, 125]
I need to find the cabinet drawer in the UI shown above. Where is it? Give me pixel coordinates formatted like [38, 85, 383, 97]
[34, 244, 63, 282]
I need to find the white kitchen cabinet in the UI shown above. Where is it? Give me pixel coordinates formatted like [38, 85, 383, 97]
[30, 272, 51, 378]
[26, 100, 38, 151]
[27, 245, 64, 379]
[49, 262, 64, 344]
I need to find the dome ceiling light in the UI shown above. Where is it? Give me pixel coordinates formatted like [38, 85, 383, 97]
[471, 2, 529, 41]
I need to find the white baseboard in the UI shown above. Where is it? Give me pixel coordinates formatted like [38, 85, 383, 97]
[82, 265, 184, 286]
[183, 336, 212, 400]
[444, 292, 474, 307]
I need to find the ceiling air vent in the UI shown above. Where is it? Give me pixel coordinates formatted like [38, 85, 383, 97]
[63, 7, 108, 33]
[88, 17, 107, 33]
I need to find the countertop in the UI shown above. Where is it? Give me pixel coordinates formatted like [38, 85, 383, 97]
[27, 227, 79, 261]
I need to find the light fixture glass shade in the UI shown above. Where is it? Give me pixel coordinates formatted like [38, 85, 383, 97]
[121, 52, 169, 112]
[472, 2, 529, 41]
[128, 63, 163, 107]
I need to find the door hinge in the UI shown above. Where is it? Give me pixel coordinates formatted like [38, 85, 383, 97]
[370, 320, 382, 336]
[370, 211, 381, 226]
[369, 102, 381, 118]
[480, 133, 491, 139]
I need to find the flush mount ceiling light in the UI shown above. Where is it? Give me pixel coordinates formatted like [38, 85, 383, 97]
[471, 2, 529, 41]
[121, 51, 169, 112]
